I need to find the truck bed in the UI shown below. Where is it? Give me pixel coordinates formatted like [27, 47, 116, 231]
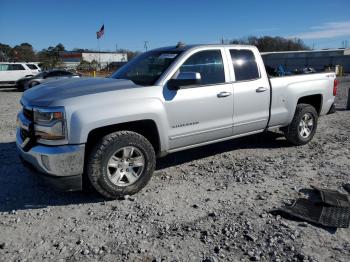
[268, 72, 336, 128]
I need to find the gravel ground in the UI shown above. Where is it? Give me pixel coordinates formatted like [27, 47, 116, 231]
[0, 78, 349, 262]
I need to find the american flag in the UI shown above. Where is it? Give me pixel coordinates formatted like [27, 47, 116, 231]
[96, 24, 104, 39]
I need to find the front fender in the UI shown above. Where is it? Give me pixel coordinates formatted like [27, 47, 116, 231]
[66, 97, 169, 152]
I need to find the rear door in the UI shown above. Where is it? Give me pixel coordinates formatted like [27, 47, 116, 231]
[0, 64, 27, 82]
[226, 48, 270, 135]
[10, 64, 28, 81]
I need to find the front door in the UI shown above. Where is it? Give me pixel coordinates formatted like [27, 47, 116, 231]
[164, 49, 234, 150]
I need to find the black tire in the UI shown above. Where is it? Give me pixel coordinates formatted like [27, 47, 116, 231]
[283, 103, 318, 145]
[86, 131, 156, 199]
[16, 84, 24, 91]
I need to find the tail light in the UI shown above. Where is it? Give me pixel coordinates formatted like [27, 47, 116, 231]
[333, 79, 338, 96]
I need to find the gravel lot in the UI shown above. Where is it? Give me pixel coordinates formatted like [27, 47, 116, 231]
[0, 78, 349, 262]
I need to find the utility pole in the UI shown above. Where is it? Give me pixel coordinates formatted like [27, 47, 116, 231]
[221, 36, 224, 44]
[144, 41, 149, 51]
[115, 43, 118, 52]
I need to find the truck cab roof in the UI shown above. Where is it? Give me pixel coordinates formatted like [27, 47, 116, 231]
[152, 44, 258, 53]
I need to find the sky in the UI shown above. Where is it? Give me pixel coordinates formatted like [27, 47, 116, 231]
[1, 0, 350, 52]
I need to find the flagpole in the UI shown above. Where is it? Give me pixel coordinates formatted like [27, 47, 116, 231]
[98, 38, 101, 70]
[96, 24, 104, 71]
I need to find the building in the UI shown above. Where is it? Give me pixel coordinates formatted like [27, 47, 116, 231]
[59, 51, 127, 69]
[262, 48, 350, 74]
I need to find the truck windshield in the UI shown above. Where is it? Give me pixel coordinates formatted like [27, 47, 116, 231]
[110, 51, 181, 86]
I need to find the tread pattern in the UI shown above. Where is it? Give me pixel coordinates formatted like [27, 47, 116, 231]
[87, 131, 156, 198]
[284, 103, 318, 146]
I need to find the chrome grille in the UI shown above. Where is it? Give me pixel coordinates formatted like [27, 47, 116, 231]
[20, 129, 30, 140]
[20, 106, 34, 141]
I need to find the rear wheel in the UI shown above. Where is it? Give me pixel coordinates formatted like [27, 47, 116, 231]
[86, 131, 156, 198]
[283, 103, 318, 145]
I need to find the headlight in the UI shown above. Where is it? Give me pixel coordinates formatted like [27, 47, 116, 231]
[33, 107, 67, 144]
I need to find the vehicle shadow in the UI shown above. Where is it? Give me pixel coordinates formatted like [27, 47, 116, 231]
[0, 87, 22, 93]
[156, 131, 289, 170]
[0, 131, 287, 213]
[0, 142, 103, 213]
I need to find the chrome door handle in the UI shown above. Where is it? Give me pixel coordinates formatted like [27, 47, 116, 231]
[217, 91, 232, 98]
[256, 87, 268, 93]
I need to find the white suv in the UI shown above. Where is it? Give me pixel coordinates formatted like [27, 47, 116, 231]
[0, 62, 41, 85]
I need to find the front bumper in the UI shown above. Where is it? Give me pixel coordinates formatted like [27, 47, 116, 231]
[16, 129, 85, 191]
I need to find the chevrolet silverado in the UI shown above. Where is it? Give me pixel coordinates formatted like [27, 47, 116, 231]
[16, 44, 337, 198]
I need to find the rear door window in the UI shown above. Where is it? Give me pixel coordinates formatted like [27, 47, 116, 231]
[26, 64, 38, 70]
[229, 49, 260, 81]
[9, 64, 25, 70]
[60, 71, 73, 76]
[46, 71, 61, 77]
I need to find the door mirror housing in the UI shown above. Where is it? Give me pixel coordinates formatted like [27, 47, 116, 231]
[167, 72, 201, 90]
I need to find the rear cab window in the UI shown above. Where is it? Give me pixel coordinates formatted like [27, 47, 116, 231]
[229, 49, 260, 81]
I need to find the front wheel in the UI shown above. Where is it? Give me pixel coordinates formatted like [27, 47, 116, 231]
[87, 131, 156, 198]
[283, 104, 318, 145]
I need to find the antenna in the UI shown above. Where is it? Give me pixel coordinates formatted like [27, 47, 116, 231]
[144, 41, 149, 51]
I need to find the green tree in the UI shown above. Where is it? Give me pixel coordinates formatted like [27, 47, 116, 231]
[77, 60, 91, 70]
[0, 43, 35, 62]
[0, 43, 12, 61]
[90, 60, 99, 70]
[10, 43, 37, 62]
[38, 43, 66, 69]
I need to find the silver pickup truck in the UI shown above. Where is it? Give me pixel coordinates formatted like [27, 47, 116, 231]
[17, 44, 337, 198]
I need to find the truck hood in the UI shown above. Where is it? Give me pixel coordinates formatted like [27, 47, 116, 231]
[21, 77, 139, 107]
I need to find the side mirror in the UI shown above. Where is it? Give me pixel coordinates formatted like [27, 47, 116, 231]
[167, 72, 201, 90]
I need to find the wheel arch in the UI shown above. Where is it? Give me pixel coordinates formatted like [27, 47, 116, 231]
[85, 119, 162, 157]
[297, 94, 323, 115]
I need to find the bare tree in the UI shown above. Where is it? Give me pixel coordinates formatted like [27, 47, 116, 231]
[230, 36, 310, 52]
